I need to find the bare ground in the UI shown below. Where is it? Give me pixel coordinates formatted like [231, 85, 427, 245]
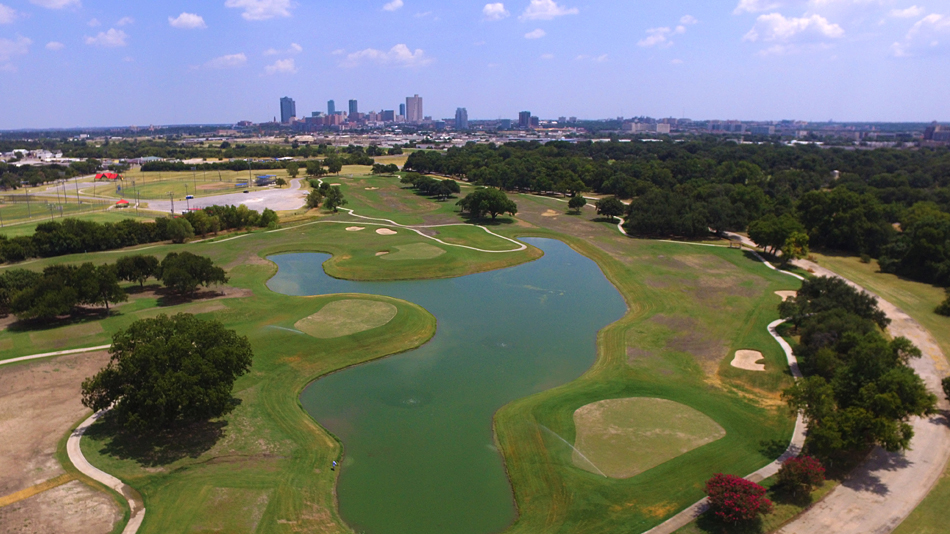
[0, 352, 120, 533]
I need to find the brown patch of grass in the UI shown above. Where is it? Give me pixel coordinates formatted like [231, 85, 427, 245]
[651, 314, 727, 371]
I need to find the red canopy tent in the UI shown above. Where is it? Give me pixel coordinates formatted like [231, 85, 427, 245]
[115, 199, 130, 208]
[95, 172, 122, 181]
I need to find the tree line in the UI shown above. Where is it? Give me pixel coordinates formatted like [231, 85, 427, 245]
[405, 140, 950, 289]
[0, 252, 228, 321]
[0, 205, 278, 264]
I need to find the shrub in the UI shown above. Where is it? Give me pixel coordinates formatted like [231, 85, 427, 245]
[936, 291, 950, 317]
[704, 474, 773, 523]
[777, 456, 825, 496]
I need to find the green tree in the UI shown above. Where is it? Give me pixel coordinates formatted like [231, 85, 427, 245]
[568, 194, 587, 213]
[595, 196, 625, 219]
[159, 252, 228, 297]
[305, 160, 326, 178]
[325, 157, 343, 175]
[275, 177, 288, 188]
[259, 208, 279, 228]
[306, 189, 324, 209]
[942, 376, 950, 402]
[748, 214, 806, 256]
[116, 255, 160, 288]
[781, 231, 810, 263]
[323, 186, 347, 212]
[285, 162, 299, 178]
[456, 188, 518, 220]
[81, 313, 253, 432]
[164, 218, 195, 244]
[936, 290, 950, 317]
[10, 265, 80, 320]
[0, 269, 42, 316]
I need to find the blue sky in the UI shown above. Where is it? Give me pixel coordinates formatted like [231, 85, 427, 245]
[0, 0, 948, 128]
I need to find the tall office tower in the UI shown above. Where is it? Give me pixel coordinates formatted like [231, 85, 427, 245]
[455, 108, 469, 130]
[406, 94, 423, 123]
[328, 100, 336, 115]
[399, 103, 406, 117]
[280, 97, 296, 124]
[349, 100, 358, 116]
[519, 111, 532, 129]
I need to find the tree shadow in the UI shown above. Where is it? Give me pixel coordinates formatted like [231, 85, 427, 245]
[6, 307, 113, 333]
[458, 213, 517, 226]
[122, 283, 163, 296]
[155, 287, 226, 307]
[85, 413, 230, 468]
[694, 511, 765, 534]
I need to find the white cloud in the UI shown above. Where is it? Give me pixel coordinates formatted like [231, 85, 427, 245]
[744, 13, 844, 42]
[225, 0, 294, 21]
[205, 53, 247, 69]
[169, 12, 207, 29]
[0, 4, 18, 24]
[671, 58, 684, 65]
[890, 6, 925, 18]
[383, 0, 403, 11]
[341, 43, 431, 68]
[0, 35, 30, 61]
[519, 0, 578, 21]
[116, 17, 134, 26]
[680, 14, 699, 25]
[45, 41, 64, 50]
[29, 0, 80, 9]
[331, 48, 346, 55]
[85, 28, 128, 47]
[483, 3, 509, 20]
[638, 25, 687, 48]
[524, 28, 546, 39]
[414, 11, 432, 18]
[264, 43, 302, 55]
[265, 58, 297, 74]
[87, 18, 100, 27]
[540, 53, 554, 59]
[892, 13, 950, 56]
[733, 0, 783, 14]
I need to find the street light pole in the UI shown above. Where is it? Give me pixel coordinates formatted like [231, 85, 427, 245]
[168, 192, 175, 215]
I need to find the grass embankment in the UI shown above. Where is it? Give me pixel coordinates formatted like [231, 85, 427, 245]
[0, 209, 158, 238]
[804, 253, 950, 534]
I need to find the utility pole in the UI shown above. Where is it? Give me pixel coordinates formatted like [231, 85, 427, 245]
[25, 192, 31, 219]
[74, 176, 81, 208]
[192, 166, 197, 191]
[168, 192, 175, 215]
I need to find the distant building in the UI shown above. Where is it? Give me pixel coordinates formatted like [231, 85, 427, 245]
[280, 97, 296, 124]
[519, 111, 532, 129]
[406, 95, 423, 123]
[529, 116, 540, 129]
[399, 103, 406, 117]
[498, 119, 512, 130]
[455, 108, 469, 130]
[381, 110, 396, 122]
[750, 125, 776, 136]
[924, 122, 950, 142]
[328, 100, 336, 115]
[349, 99, 358, 116]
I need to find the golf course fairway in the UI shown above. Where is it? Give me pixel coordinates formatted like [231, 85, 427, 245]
[269, 238, 627, 534]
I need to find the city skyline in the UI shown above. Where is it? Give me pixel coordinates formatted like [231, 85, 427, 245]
[1, 0, 949, 129]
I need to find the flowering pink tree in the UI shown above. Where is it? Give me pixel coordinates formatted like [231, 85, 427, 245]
[777, 456, 825, 496]
[704, 474, 773, 523]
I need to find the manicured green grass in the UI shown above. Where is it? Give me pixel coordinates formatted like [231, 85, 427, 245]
[0, 198, 115, 227]
[378, 243, 446, 261]
[294, 299, 398, 339]
[9, 177, 806, 534]
[806, 253, 950, 534]
[572, 397, 726, 479]
[0, 210, 158, 238]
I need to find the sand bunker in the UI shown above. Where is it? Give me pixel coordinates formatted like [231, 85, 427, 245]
[775, 291, 797, 301]
[731, 350, 766, 372]
[295, 299, 398, 339]
[330, 183, 342, 186]
[365, 187, 380, 191]
[380, 243, 446, 261]
[376, 251, 390, 257]
[541, 210, 559, 217]
[376, 228, 398, 236]
[346, 227, 365, 232]
[571, 398, 726, 478]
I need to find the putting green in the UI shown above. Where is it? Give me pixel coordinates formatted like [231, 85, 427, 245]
[379, 243, 446, 261]
[295, 299, 399, 339]
[572, 398, 726, 478]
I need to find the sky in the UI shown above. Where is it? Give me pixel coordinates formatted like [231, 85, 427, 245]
[0, 0, 948, 129]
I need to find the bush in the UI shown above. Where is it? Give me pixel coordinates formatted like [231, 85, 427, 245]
[777, 456, 825, 496]
[159, 252, 228, 297]
[704, 474, 773, 523]
[936, 291, 950, 317]
[942, 376, 950, 403]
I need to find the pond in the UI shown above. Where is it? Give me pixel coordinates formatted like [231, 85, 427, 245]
[267, 238, 627, 534]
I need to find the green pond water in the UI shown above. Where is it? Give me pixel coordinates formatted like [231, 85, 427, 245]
[267, 238, 626, 534]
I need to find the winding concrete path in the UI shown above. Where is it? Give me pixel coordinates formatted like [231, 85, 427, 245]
[68, 411, 145, 534]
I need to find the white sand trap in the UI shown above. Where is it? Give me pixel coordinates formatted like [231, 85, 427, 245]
[376, 251, 390, 256]
[330, 183, 342, 186]
[775, 291, 797, 301]
[732, 350, 766, 372]
[376, 228, 398, 236]
[346, 227, 365, 232]
[542, 210, 559, 217]
[365, 187, 380, 191]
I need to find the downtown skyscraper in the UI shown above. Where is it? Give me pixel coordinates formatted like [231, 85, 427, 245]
[406, 95, 423, 124]
[280, 97, 296, 124]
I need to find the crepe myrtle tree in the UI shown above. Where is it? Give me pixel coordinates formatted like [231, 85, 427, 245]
[704, 474, 773, 523]
[81, 313, 253, 432]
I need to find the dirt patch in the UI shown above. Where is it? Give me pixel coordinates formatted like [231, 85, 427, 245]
[651, 314, 726, 370]
[571, 397, 726, 478]
[0, 480, 119, 534]
[541, 209, 559, 217]
[731, 350, 766, 372]
[626, 347, 657, 362]
[0, 352, 121, 531]
[376, 228, 398, 236]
